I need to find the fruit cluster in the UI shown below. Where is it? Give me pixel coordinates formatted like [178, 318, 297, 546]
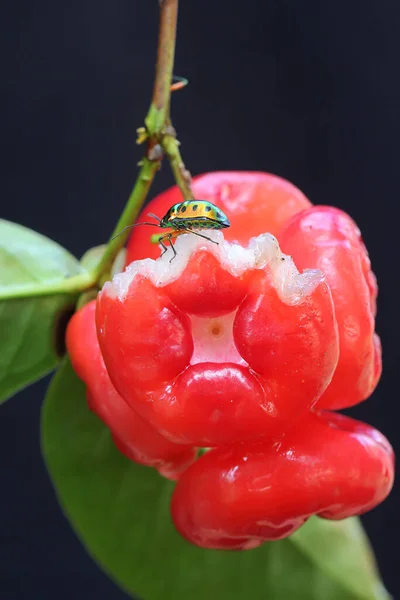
[66, 172, 393, 550]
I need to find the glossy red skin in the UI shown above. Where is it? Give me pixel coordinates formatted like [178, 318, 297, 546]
[96, 255, 339, 446]
[234, 270, 339, 424]
[125, 171, 312, 264]
[66, 301, 196, 480]
[171, 411, 394, 549]
[97, 277, 194, 388]
[279, 206, 381, 409]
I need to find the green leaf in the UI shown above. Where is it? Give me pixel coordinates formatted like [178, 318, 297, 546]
[42, 359, 391, 600]
[291, 518, 390, 600]
[0, 219, 94, 402]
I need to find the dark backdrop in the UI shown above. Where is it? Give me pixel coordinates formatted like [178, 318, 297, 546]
[1, 1, 398, 598]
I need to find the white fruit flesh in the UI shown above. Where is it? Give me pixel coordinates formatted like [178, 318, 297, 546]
[104, 231, 324, 307]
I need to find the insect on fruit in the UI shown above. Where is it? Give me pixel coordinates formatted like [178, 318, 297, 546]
[115, 200, 231, 262]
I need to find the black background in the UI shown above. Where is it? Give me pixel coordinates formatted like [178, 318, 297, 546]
[1, 1, 398, 598]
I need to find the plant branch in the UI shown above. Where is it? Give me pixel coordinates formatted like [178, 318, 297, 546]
[162, 128, 194, 200]
[145, 0, 179, 136]
[93, 0, 179, 285]
[147, 0, 195, 201]
[152, 0, 178, 112]
[92, 0, 196, 286]
[93, 157, 160, 283]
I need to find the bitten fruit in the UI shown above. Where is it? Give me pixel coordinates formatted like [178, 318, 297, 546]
[97, 232, 339, 447]
[67, 170, 392, 551]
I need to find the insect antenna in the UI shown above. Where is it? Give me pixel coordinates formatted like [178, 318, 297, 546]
[111, 218, 160, 241]
[147, 212, 162, 223]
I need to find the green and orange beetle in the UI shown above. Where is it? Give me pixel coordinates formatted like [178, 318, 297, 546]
[117, 200, 230, 261]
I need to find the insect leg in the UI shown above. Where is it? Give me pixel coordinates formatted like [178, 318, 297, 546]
[185, 230, 219, 246]
[158, 236, 169, 256]
[160, 231, 188, 262]
[158, 232, 180, 261]
[167, 234, 178, 262]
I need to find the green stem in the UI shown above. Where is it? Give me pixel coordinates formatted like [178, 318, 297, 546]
[93, 0, 179, 285]
[162, 130, 194, 200]
[145, 0, 179, 136]
[151, 0, 179, 116]
[93, 158, 158, 283]
[1, 271, 96, 300]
